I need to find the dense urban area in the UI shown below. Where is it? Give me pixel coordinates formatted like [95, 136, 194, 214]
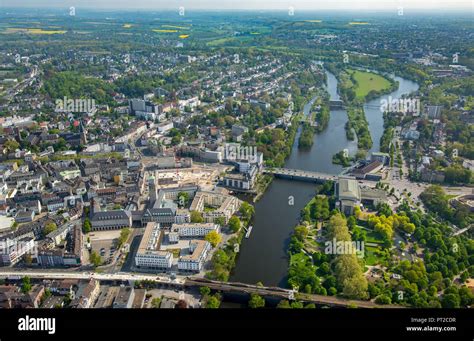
[0, 7, 472, 310]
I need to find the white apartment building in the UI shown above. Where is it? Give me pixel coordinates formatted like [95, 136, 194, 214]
[172, 223, 219, 238]
[178, 240, 211, 272]
[189, 191, 241, 224]
[135, 222, 173, 270]
[0, 237, 36, 266]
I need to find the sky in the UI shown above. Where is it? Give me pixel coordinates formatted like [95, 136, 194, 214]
[1, 0, 473, 11]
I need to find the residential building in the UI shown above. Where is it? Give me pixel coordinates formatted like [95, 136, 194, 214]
[189, 190, 241, 223]
[70, 279, 100, 308]
[178, 240, 211, 272]
[172, 223, 219, 238]
[0, 237, 36, 266]
[135, 223, 173, 270]
[113, 286, 135, 308]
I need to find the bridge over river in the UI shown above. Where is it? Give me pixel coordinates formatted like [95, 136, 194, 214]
[185, 277, 402, 308]
[264, 167, 351, 183]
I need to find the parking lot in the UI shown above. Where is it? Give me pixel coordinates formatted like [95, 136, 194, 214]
[89, 230, 122, 263]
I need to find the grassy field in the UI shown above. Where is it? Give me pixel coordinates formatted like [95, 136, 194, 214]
[152, 29, 178, 33]
[348, 69, 392, 99]
[3, 28, 66, 34]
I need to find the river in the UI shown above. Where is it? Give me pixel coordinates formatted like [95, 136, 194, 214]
[230, 70, 418, 287]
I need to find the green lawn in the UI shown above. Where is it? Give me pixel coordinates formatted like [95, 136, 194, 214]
[365, 246, 385, 266]
[289, 252, 311, 266]
[168, 249, 181, 258]
[348, 69, 392, 99]
[364, 228, 384, 244]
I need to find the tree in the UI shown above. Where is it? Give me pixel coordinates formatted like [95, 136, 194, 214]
[420, 186, 452, 220]
[341, 272, 369, 299]
[228, 216, 241, 233]
[290, 301, 304, 308]
[199, 286, 211, 297]
[239, 202, 255, 222]
[277, 300, 291, 308]
[310, 196, 330, 221]
[117, 228, 131, 248]
[347, 216, 357, 230]
[90, 251, 101, 267]
[151, 297, 161, 308]
[43, 222, 57, 236]
[377, 203, 393, 217]
[205, 231, 222, 248]
[375, 294, 392, 305]
[83, 218, 91, 234]
[327, 214, 368, 300]
[190, 211, 204, 223]
[21, 276, 32, 294]
[4, 139, 19, 153]
[248, 293, 265, 308]
[459, 286, 474, 307]
[441, 293, 461, 308]
[294, 225, 309, 242]
[177, 192, 190, 207]
[214, 216, 226, 227]
[354, 206, 362, 219]
[205, 295, 221, 308]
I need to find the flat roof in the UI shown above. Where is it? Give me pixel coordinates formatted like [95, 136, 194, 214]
[180, 240, 208, 261]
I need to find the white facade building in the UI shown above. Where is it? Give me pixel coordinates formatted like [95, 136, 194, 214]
[172, 223, 219, 238]
[177, 240, 211, 272]
[135, 223, 173, 270]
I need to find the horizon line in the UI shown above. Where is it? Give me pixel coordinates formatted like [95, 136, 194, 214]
[1, 6, 473, 12]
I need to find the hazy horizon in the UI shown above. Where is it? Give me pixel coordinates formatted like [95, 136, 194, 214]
[1, 0, 473, 11]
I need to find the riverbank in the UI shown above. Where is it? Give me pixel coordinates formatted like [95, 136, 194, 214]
[231, 68, 419, 287]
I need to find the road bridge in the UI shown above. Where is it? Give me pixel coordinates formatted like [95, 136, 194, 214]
[329, 100, 345, 109]
[264, 167, 348, 183]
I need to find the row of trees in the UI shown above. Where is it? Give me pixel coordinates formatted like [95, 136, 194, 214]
[326, 214, 369, 300]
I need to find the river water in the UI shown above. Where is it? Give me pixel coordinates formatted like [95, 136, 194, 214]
[230, 70, 418, 287]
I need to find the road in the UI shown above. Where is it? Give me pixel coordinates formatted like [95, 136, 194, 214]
[0, 270, 185, 286]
